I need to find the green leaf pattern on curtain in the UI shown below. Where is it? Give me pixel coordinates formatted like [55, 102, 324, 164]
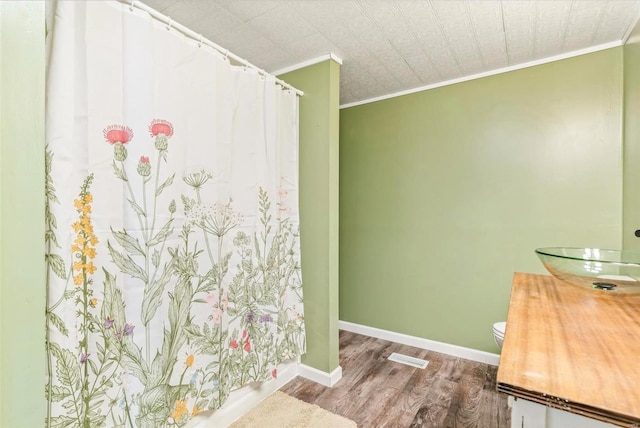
[45, 120, 305, 427]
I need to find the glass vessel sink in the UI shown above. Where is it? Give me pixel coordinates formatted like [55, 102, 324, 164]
[535, 247, 640, 293]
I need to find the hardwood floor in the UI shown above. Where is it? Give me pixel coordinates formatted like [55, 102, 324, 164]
[280, 331, 510, 427]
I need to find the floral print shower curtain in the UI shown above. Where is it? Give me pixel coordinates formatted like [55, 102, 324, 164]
[45, 2, 305, 427]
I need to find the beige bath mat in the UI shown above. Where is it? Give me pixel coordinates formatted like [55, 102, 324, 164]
[229, 391, 357, 428]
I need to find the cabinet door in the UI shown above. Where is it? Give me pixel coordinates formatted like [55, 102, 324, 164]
[547, 407, 617, 428]
[511, 398, 547, 428]
[511, 397, 619, 428]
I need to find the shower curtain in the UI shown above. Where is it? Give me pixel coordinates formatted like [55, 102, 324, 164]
[45, 2, 305, 427]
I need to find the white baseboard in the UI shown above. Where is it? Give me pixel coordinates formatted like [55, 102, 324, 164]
[298, 363, 343, 387]
[183, 321, 495, 427]
[339, 320, 500, 366]
[185, 360, 299, 428]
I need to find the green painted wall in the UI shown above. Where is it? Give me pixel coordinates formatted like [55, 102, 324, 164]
[279, 59, 341, 372]
[0, 2, 46, 426]
[340, 49, 623, 353]
[623, 22, 640, 251]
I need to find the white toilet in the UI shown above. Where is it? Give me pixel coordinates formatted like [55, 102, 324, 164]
[492, 322, 506, 349]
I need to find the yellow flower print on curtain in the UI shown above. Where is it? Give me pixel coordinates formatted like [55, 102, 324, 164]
[45, 119, 306, 428]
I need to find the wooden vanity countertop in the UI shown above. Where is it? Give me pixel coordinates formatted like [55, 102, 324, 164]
[497, 272, 640, 427]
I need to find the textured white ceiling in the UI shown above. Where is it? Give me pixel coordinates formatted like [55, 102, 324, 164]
[142, 0, 640, 106]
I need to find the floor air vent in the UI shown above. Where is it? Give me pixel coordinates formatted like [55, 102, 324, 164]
[387, 352, 429, 369]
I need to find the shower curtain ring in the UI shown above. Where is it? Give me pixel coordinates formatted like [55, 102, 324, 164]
[243, 58, 249, 71]
[129, 0, 134, 11]
[198, 34, 203, 47]
[166, 17, 172, 31]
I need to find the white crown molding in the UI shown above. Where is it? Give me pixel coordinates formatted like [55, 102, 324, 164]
[339, 321, 500, 366]
[298, 363, 343, 387]
[340, 41, 623, 109]
[271, 53, 343, 76]
[622, 10, 640, 45]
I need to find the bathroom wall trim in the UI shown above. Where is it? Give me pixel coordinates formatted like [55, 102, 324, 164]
[339, 40, 622, 109]
[188, 361, 299, 427]
[339, 321, 501, 366]
[188, 359, 343, 426]
[622, 12, 640, 44]
[271, 53, 344, 76]
[298, 363, 343, 387]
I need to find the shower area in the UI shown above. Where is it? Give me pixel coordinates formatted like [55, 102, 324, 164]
[3, 1, 339, 425]
[39, 1, 308, 426]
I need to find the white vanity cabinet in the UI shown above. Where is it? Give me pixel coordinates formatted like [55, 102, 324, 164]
[510, 397, 618, 428]
[497, 273, 640, 428]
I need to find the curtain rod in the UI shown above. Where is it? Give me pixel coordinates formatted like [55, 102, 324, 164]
[119, 0, 304, 97]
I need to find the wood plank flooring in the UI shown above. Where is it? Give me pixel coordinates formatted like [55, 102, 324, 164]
[280, 330, 510, 427]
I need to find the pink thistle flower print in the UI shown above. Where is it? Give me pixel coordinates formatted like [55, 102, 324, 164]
[243, 340, 251, 352]
[150, 119, 173, 151]
[103, 125, 133, 145]
[149, 119, 173, 137]
[272, 368, 278, 379]
[137, 156, 151, 177]
[229, 340, 239, 349]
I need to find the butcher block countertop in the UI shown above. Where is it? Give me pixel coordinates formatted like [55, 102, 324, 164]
[497, 272, 640, 427]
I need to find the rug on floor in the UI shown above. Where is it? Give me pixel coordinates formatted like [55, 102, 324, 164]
[229, 391, 358, 428]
